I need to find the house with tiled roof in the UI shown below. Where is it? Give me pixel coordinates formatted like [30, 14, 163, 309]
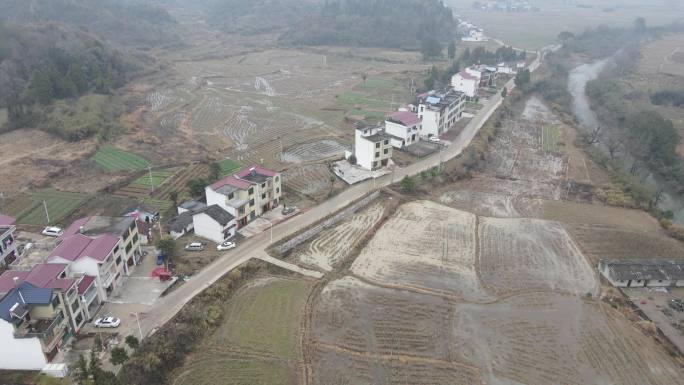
[0, 282, 69, 370]
[0, 263, 99, 333]
[205, 165, 282, 228]
[192, 205, 237, 243]
[451, 70, 480, 98]
[48, 232, 125, 301]
[384, 110, 422, 148]
[0, 214, 18, 267]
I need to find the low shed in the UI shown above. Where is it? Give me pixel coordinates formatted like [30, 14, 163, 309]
[599, 259, 684, 288]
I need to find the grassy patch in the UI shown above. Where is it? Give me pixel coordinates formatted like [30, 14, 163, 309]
[337, 92, 391, 109]
[212, 278, 310, 358]
[140, 198, 173, 213]
[92, 145, 150, 172]
[359, 78, 396, 90]
[175, 359, 294, 385]
[218, 159, 242, 176]
[349, 108, 387, 120]
[5, 189, 91, 226]
[43, 94, 124, 141]
[542, 125, 562, 153]
[130, 170, 175, 188]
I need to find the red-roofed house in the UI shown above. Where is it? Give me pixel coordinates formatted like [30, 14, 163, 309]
[385, 111, 422, 148]
[452, 70, 480, 98]
[48, 232, 125, 301]
[0, 214, 17, 267]
[205, 165, 282, 228]
[0, 263, 98, 332]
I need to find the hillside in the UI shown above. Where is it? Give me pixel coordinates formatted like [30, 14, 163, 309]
[0, 22, 140, 140]
[0, 0, 179, 47]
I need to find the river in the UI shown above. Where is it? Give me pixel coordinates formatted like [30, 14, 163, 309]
[567, 59, 684, 225]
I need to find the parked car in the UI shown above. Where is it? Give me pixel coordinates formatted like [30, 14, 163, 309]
[93, 317, 121, 328]
[217, 241, 236, 251]
[281, 206, 296, 215]
[41, 227, 63, 237]
[185, 242, 205, 251]
[428, 136, 441, 144]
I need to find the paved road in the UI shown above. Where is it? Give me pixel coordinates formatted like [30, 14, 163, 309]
[138, 53, 547, 337]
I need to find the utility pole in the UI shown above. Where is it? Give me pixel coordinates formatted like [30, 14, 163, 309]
[43, 200, 50, 224]
[131, 312, 143, 340]
[148, 166, 154, 194]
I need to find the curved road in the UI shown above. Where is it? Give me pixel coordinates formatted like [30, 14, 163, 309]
[138, 50, 549, 337]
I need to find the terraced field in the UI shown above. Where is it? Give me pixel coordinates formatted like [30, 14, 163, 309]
[154, 163, 210, 201]
[296, 201, 386, 271]
[282, 164, 334, 200]
[92, 146, 150, 172]
[217, 159, 242, 176]
[4, 189, 91, 226]
[280, 139, 347, 164]
[130, 170, 176, 189]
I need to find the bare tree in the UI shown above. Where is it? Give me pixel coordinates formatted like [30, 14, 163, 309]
[629, 161, 641, 176]
[585, 125, 602, 145]
[650, 188, 664, 210]
[606, 136, 621, 159]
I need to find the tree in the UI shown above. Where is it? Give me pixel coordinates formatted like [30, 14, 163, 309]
[125, 335, 140, 350]
[424, 76, 435, 90]
[28, 70, 54, 104]
[209, 162, 221, 182]
[186, 178, 207, 197]
[558, 31, 575, 43]
[447, 41, 456, 60]
[361, 72, 367, 84]
[400, 176, 416, 193]
[168, 191, 179, 207]
[462, 47, 471, 63]
[72, 354, 90, 385]
[110, 347, 129, 366]
[348, 154, 357, 165]
[421, 37, 442, 60]
[501, 87, 508, 98]
[156, 237, 176, 259]
[514, 69, 531, 87]
[634, 17, 647, 34]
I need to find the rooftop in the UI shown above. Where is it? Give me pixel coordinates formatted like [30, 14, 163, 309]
[235, 165, 277, 179]
[49, 233, 119, 263]
[0, 214, 16, 228]
[195, 205, 235, 226]
[179, 200, 208, 212]
[210, 175, 251, 192]
[0, 283, 54, 322]
[77, 276, 95, 295]
[169, 212, 194, 233]
[601, 259, 684, 281]
[62, 216, 135, 239]
[457, 70, 479, 81]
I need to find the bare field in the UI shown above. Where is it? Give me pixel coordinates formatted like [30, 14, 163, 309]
[350, 200, 494, 302]
[478, 216, 598, 297]
[282, 164, 335, 200]
[296, 201, 386, 271]
[439, 189, 520, 217]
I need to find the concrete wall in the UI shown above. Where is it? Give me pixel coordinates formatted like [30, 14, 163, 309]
[354, 130, 376, 170]
[193, 213, 236, 244]
[452, 75, 477, 98]
[206, 187, 232, 215]
[385, 121, 419, 148]
[0, 320, 47, 370]
[419, 108, 441, 138]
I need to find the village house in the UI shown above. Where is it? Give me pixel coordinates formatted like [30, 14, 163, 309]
[599, 259, 684, 288]
[415, 89, 466, 138]
[384, 110, 422, 149]
[205, 165, 282, 228]
[348, 125, 393, 171]
[0, 263, 99, 333]
[0, 214, 18, 267]
[0, 282, 70, 370]
[168, 212, 195, 240]
[451, 70, 480, 98]
[191, 205, 237, 244]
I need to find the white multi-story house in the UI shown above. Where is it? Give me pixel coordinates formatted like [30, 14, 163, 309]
[0, 214, 18, 267]
[384, 111, 422, 148]
[205, 165, 282, 228]
[416, 90, 466, 138]
[351, 125, 393, 171]
[452, 70, 480, 98]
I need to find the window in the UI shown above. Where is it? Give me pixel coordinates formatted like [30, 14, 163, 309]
[275, 176, 279, 183]
[261, 183, 266, 188]
[375, 152, 380, 158]
[261, 193, 266, 199]
[238, 207, 245, 215]
[372, 161, 378, 168]
[51, 295, 60, 309]
[132, 234, 138, 244]
[383, 149, 389, 155]
[125, 242, 132, 254]
[249, 199, 255, 207]
[375, 142, 380, 148]
[276, 187, 280, 194]
[70, 299, 79, 313]
[384, 140, 389, 145]
[248, 187, 254, 195]
[75, 313, 83, 325]
[106, 255, 113, 264]
[116, 256, 122, 265]
[228, 192, 234, 200]
[113, 245, 119, 254]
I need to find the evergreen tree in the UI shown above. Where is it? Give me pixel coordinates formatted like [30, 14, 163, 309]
[447, 41, 456, 60]
[28, 70, 54, 104]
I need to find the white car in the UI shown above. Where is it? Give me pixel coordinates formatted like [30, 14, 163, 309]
[217, 241, 236, 251]
[93, 317, 121, 328]
[428, 136, 441, 144]
[41, 227, 63, 237]
[185, 242, 205, 251]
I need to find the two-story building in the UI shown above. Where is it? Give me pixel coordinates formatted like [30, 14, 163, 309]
[0, 282, 70, 370]
[350, 125, 393, 171]
[0, 214, 18, 267]
[452, 70, 480, 98]
[192, 205, 237, 244]
[384, 111, 422, 149]
[205, 166, 282, 228]
[415, 90, 466, 138]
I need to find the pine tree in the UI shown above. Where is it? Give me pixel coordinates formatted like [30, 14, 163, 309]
[28, 70, 54, 104]
[447, 41, 456, 60]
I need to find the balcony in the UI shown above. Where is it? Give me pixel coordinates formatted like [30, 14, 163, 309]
[14, 311, 64, 340]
